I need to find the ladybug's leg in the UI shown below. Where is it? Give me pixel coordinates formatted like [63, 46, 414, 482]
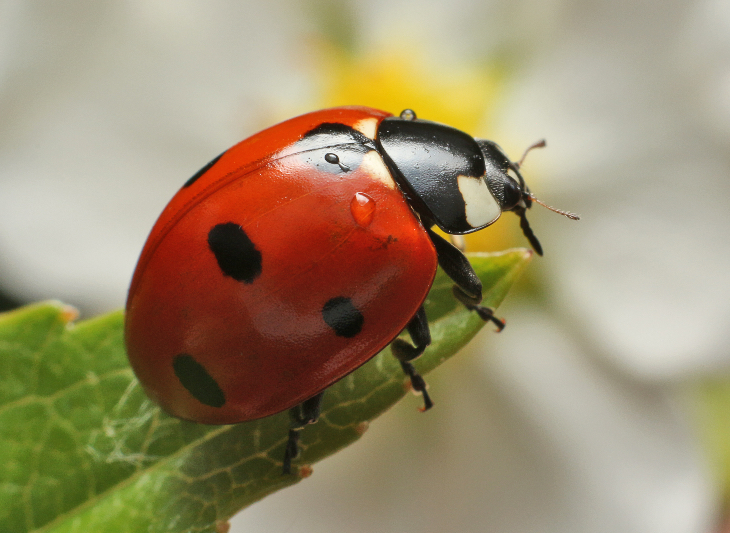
[451, 287, 505, 331]
[426, 227, 505, 331]
[391, 306, 434, 411]
[283, 391, 324, 475]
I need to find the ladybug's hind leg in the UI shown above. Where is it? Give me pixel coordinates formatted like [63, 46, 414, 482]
[391, 306, 434, 411]
[426, 227, 505, 331]
[283, 391, 324, 475]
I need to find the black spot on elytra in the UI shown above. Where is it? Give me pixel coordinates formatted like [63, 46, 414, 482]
[173, 354, 226, 408]
[183, 151, 225, 188]
[322, 297, 364, 338]
[208, 223, 262, 283]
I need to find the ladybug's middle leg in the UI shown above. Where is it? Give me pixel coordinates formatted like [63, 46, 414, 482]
[391, 306, 433, 411]
[283, 391, 324, 475]
[426, 227, 505, 331]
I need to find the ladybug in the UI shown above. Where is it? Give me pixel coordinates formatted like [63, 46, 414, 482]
[125, 106, 574, 474]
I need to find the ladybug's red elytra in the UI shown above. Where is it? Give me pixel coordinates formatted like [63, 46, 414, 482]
[125, 106, 571, 474]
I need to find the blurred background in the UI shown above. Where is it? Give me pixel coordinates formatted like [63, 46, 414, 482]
[2, 0, 730, 532]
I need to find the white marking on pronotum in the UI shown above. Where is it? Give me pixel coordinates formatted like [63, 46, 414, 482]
[353, 117, 378, 140]
[457, 175, 501, 228]
[361, 151, 396, 189]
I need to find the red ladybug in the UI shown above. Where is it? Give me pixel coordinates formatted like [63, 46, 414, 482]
[125, 106, 551, 474]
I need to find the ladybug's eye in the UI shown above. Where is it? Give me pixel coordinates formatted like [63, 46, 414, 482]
[486, 172, 523, 211]
[501, 176, 523, 210]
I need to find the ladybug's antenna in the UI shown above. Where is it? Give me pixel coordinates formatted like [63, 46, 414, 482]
[515, 139, 546, 169]
[513, 138, 580, 220]
[527, 193, 580, 220]
[510, 137, 579, 254]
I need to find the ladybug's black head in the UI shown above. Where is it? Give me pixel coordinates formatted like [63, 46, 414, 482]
[476, 139, 528, 211]
[477, 138, 580, 256]
[376, 110, 577, 255]
[477, 138, 544, 254]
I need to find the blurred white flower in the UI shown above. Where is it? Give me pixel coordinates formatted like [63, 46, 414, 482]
[0, 0, 313, 313]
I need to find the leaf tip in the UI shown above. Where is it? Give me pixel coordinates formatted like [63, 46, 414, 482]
[509, 247, 534, 262]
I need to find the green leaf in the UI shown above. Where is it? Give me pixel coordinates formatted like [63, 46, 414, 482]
[0, 250, 531, 533]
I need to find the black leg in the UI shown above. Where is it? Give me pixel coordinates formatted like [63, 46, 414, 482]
[452, 286, 505, 331]
[514, 206, 543, 256]
[283, 391, 324, 475]
[391, 306, 433, 411]
[426, 226, 482, 298]
[426, 227, 505, 331]
[282, 429, 300, 475]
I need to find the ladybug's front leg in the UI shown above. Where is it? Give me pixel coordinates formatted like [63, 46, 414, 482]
[426, 227, 506, 331]
[391, 306, 433, 411]
[283, 391, 324, 475]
